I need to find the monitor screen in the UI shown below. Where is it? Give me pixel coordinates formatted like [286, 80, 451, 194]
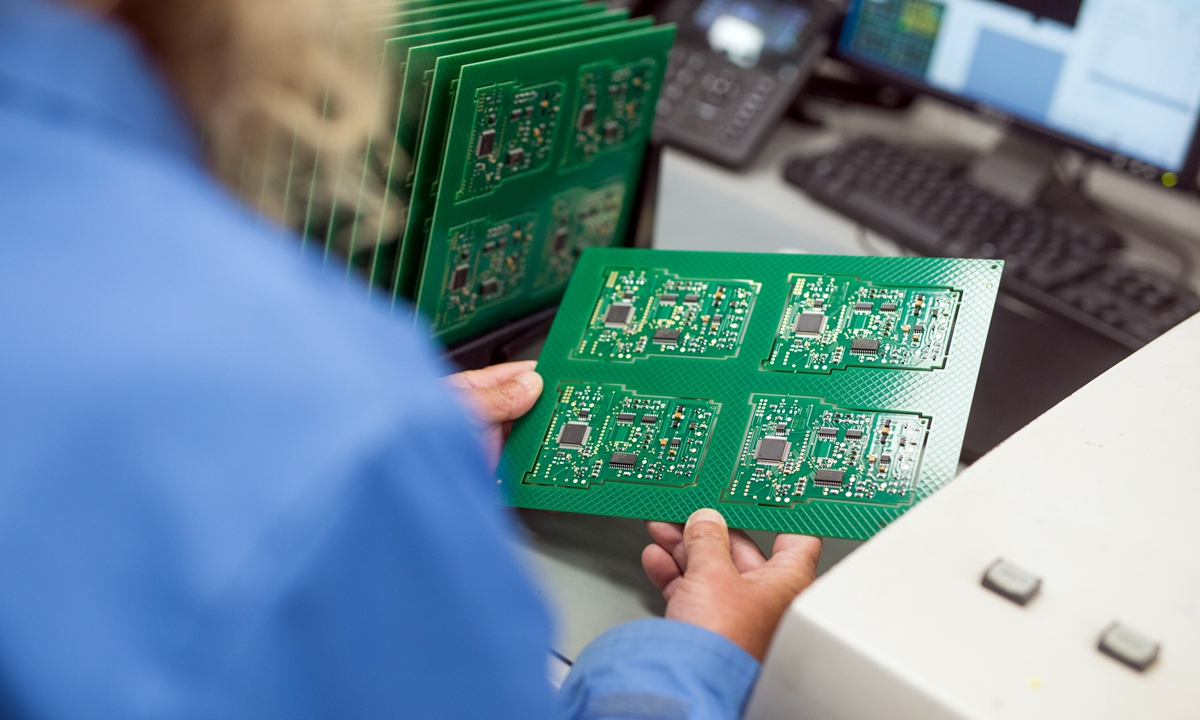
[838, 0, 1200, 180]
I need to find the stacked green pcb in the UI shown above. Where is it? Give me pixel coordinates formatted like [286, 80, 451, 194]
[499, 249, 1002, 540]
[284, 0, 674, 345]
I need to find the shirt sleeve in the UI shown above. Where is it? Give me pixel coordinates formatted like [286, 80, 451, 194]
[556, 619, 761, 720]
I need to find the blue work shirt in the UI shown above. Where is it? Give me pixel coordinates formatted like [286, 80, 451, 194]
[0, 1, 760, 718]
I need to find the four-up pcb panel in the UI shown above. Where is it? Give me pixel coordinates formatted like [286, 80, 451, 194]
[501, 249, 1001, 539]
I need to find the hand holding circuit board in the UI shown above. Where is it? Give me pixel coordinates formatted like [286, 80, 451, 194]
[500, 249, 1001, 540]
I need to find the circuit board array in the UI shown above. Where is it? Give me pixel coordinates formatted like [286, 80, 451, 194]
[268, 0, 672, 345]
[500, 250, 1001, 539]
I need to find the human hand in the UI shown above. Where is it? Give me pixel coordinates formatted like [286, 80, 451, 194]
[641, 509, 822, 661]
[445, 360, 543, 467]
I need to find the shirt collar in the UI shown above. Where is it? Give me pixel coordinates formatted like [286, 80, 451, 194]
[0, 0, 199, 163]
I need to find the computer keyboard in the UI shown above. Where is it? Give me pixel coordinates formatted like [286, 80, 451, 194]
[785, 138, 1200, 349]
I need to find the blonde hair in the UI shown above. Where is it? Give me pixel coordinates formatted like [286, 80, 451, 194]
[113, 0, 404, 251]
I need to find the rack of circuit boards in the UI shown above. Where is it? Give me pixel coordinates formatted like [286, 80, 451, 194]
[499, 249, 1002, 539]
[282, 0, 674, 346]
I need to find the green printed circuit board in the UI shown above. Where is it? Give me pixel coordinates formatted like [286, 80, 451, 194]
[500, 249, 1001, 539]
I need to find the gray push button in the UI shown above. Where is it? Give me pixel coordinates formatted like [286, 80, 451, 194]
[981, 558, 1041, 606]
[1098, 623, 1160, 672]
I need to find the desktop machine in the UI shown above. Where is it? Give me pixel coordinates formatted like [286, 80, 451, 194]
[786, 0, 1200, 457]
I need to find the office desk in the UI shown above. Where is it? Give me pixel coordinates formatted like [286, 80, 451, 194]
[520, 96, 1200, 663]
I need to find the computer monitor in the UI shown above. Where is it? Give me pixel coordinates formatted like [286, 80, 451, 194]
[836, 0, 1200, 191]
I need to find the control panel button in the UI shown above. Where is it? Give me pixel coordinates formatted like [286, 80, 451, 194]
[981, 558, 1041, 606]
[1098, 623, 1160, 672]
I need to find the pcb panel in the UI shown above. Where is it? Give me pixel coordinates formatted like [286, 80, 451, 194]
[764, 274, 960, 373]
[534, 178, 627, 290]
[574, 268, 759, 361]
[458, 80, 564, 200]
[723, 394, 928, 508]
[523, 382, 718, 488]
[565, 58, 658, 167]
[436, 211, 537, 330]
[499, 249, 1002, 539]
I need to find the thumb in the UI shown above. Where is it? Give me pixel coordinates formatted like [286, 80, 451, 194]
[465, 370, 543, 423]
[681, 509, 736, 577]
[759, 534, 822, 595]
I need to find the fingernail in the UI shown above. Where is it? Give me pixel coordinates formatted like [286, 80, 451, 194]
[687, 508, 726, 527]
[515, 371, 542, 392]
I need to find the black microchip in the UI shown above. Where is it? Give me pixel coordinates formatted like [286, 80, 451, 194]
[506, 148, 525, 165]
[881, 302, 897, 311]
[854, 301, 873, 311]
[914, 325, 925, 333]
[609, 452, 638, 469]
[578, 408, 589, 419]
[450, 263, 470, 291]
[483, 241, 497, 253]
[812, 298, 824, 308]
[604, 121, 619, 139]
[578, 103, 596, 129]
[851, 338, 880, 354]
[617, 413, 636, 423]
[476, 129, 496, 157]
[653, 329, 680, 344]
[480, 278, 499, 297]
[557, 422, 589, 447]
[624, 292, 634, 300]
[813, 469, 845, 487]
[641, 414, 658, 424]
[712, 315, 723, 323]
[817, 427, 838, 439]
[755, 436, 789, 464]
[660, 293, 677, 304]
[604, 303, 633, 327]
[553, 226, 568, 253]
[669, 438, 681, 447]
[510, 108, 523, 120]
[794, 312, 825, 335]
[880, 454, 892, 464]
[776, 423, 787, 433]
[683, 294, 700, 304]
[845, 429, 864, 439]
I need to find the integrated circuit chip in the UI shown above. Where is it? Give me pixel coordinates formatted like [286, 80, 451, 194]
[617, 412, 636, 423]
[813, 469, 845, 487]
[609, 452, 638, 468]
[450, 264, 470, 291]
[817, 427, 838, 439]
[557, 422, 590, 447]
[794, 312, 825, 336]
[755, 436, 790, 465]
[604, 303, 634, 328]
[653, 329, 680, 344]
[851, 338, 880, 354]
[477, 128, 496, 157]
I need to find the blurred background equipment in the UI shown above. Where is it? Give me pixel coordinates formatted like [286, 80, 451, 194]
[649, 0, 841, 167]
[779, 0, 1200, 458]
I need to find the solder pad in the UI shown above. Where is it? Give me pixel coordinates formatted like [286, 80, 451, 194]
[500, 249, 1001, 539]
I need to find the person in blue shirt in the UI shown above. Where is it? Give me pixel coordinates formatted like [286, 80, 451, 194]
[0, 0, 823, 718]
